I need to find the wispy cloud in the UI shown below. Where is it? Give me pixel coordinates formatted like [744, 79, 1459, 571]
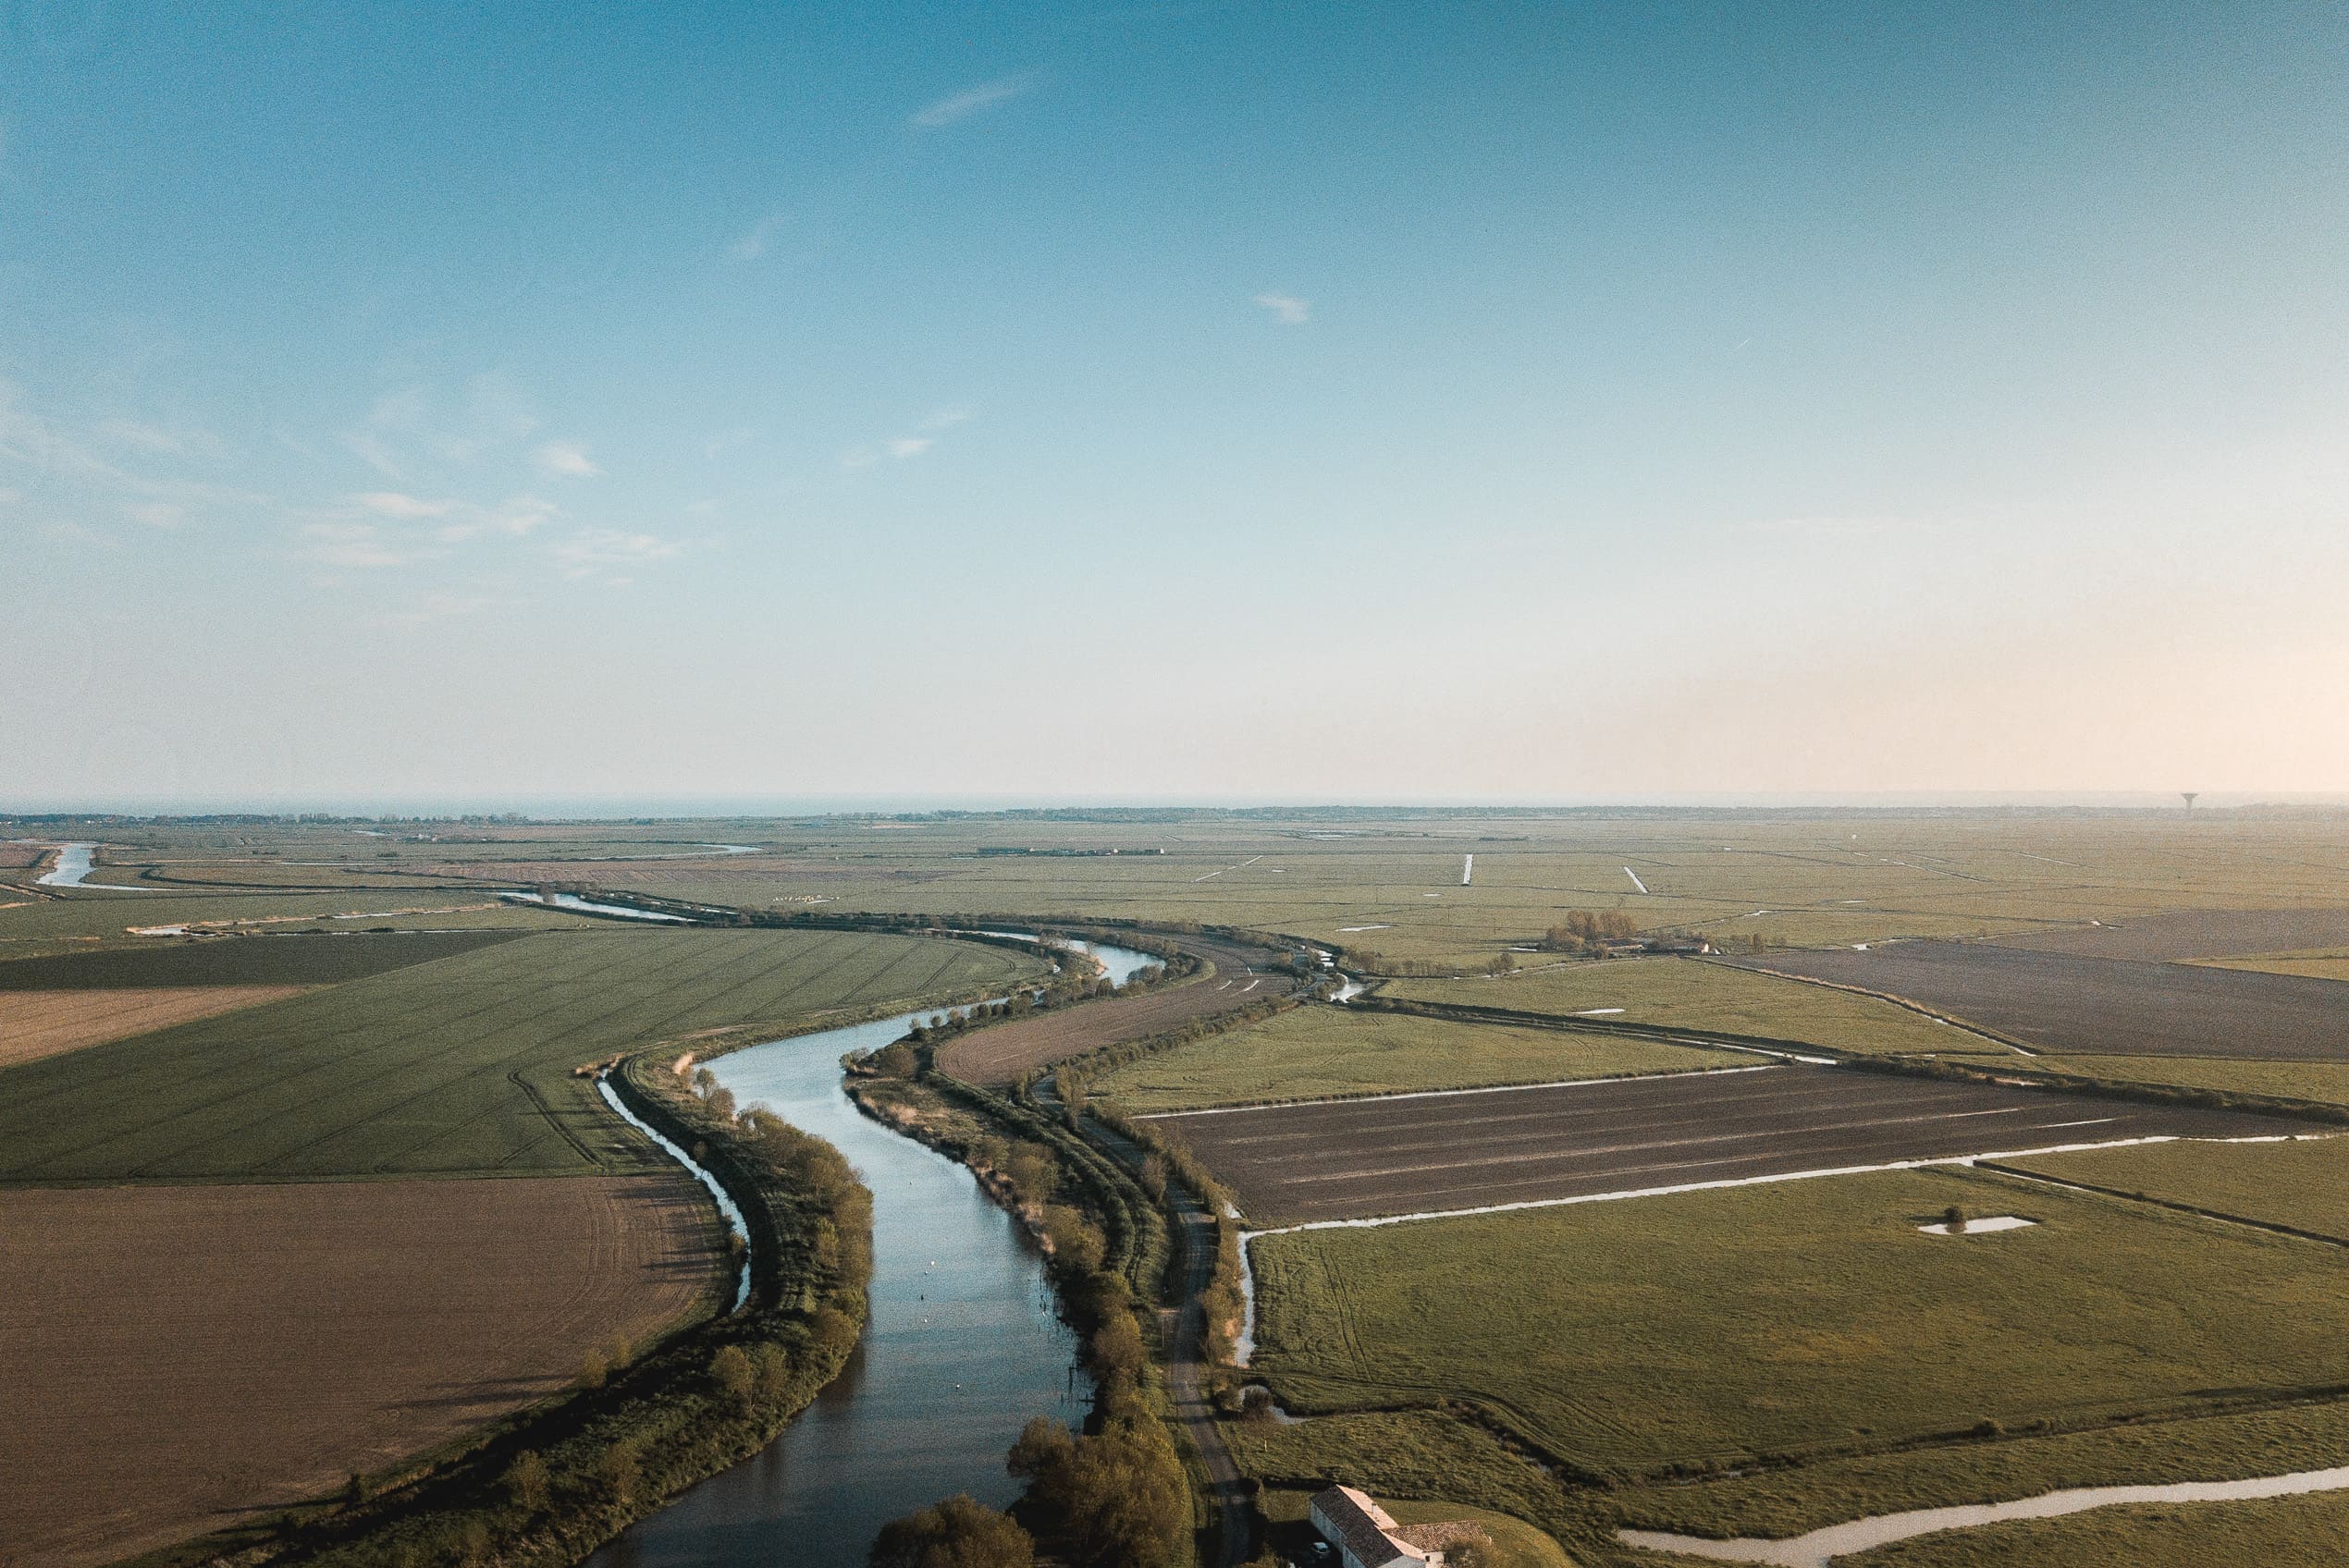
[912, 75, 1032, 127]
[351, 491, 453, 520]
[299, 521, 409, 570]
[551, 528, 683, 578]
[533, 439, 602, 479]
[369, 590, 513, 629]
[728, 211, 790, 263]
[887, 436, 933, 459]
[1253, 292, 1310, 325]
[124, 501, 184, 529]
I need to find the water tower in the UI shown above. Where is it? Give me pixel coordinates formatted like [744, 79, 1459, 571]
[2182, 792, 2199, 814]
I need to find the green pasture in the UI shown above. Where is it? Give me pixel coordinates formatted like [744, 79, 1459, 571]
[1090, 1005, 1744, 1111]
[1606, 1395, 2349, 1541]
[1829, 1487, 2349, 1568]
[1248, 1167, 2349, 1476]
[1225, 1408, 1582, 1545]
[2006, 1135, 2349, 1238]
[0, 927, 1041, 1184]
[0, 888, 593, 959]
[2001, 1055, 2349, 1110]
[1384, 958, 1992, 1055]
[0, 930, 523, 988]
[2198, 949, 2349, 982]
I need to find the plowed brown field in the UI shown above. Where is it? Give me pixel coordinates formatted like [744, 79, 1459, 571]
[0, 986, 308, 1068]
[0, 1173, 716, 1568]
[937, 933, 1300, 1084]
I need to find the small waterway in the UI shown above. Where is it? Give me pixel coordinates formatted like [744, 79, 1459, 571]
[501, 890, 697, 923]
[596, 1075, 752, 1313]
[585, 997, 1094, 1568]
[1618, 1464, 2349, 1566]
[33, 842, 152, 891]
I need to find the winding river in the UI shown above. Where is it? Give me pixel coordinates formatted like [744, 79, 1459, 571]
[587, 937, 1156, 1568]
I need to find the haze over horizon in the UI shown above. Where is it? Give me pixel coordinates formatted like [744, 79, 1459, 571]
[6, 3, 2345, 803]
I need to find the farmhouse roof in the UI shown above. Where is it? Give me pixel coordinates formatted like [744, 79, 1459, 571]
[1310, 1485, 1435, 1566]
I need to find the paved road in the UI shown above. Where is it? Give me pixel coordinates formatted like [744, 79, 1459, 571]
[1148, 1063, 2317, 1226]
[1082, 1113, 1252, 1568]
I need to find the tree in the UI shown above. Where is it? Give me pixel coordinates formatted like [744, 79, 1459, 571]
[505, 1449, 551, 1512]
[1010, 1417, 1188, 1568]
[710, 1342, 756, 1405]
[869, 1493, 1035, 1568]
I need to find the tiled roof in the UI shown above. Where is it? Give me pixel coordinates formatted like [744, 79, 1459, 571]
[1310, 1485, 1431, 1566]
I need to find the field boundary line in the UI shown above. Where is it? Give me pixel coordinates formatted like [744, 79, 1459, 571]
[1976, 1152, 2349, 1249]
[1137, 1064, 1779, 1120]
[1702, 955, 2036, 1055]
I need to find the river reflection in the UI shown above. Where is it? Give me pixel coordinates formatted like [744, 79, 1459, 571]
[585, 998, 1092, 1568]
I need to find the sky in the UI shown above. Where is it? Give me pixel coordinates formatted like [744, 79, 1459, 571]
[4, 2, 2346, 809]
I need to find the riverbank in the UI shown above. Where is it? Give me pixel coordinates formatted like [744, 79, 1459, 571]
[137, 1057, 874, 1568]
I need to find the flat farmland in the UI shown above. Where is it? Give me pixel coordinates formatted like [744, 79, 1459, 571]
[1725, 943, 2349, 1060]
[1089, 1004, 1744, 1112]
[1991, 907, 2349, 962]
[0, 927, 1043, 1183]
[0, 1172, 716, 1568]
[0, 928, 523, 987]
[1248, 1168, 2349, 1474]
[1831, 1488, 2349, 1568]
[936, 932, 1300, 1085]
[1384, 957, 1986, 1055]
[2002, 1135, 2349, 1238]
[0, 986, 308, 1069]
[1152, 1065, 2301, 1225]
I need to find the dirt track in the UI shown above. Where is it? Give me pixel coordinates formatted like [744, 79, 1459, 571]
[1150, 1065, 2309, 1225]
[938, 933, 1299, 1085]
[0, 1173, 715, 1568]
[1725, 943, 2349, 1060]
[1993, 908, 2349, 962]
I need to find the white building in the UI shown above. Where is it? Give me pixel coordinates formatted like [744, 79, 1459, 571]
[1308, 1485, 1444, 1568]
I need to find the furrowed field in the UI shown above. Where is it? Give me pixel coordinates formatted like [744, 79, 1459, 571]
[0, 926, 1043, 1182]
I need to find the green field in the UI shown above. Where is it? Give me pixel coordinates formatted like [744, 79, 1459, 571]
[2000, 1054, 2349, 1109]
[1226, 1409, 1584, 1545]
[2005, 1135, 2349, 1238]
[0, 888, 595, 960]
[1088, 1004, 1746, 1111]
[1249, 1167, 2349, 1476]
[37, 814, 2349, 977]
[2198, 949, 2349, 983]
[1384, 958, 1996, 1056]
[0, 927, 1042, 1184]
[0, 930, 523, 988]
[1832, 1487, 2349, 1568]
[1605, 1395, 2349, 1541]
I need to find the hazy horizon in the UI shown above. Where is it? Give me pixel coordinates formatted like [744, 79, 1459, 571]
[6, 4, 2345, 802]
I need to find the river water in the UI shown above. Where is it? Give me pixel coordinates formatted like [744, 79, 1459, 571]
[33, 842, 152, 891]
[586, 937, 1155, 1567]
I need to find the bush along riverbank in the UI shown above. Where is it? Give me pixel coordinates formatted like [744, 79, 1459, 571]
[178, 1059, 874, 1568]
[847, 1064, 1196, 1568]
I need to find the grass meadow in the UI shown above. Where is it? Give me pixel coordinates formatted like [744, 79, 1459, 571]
[1830, 1487, 2349, 1568]
[0, 927, 1041, 1184]
[1384, 957, 1990, 1054]
[1248, 1166, 2349, 1476]
[1089, 1004, 1746, 1111]
[2007, 1135, 2349, 1237]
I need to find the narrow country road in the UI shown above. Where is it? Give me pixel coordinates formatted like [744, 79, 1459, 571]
[1083, 1113, 1252, 1568]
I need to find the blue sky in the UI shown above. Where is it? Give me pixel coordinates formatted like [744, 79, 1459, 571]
[5, 3, 2345, 806]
